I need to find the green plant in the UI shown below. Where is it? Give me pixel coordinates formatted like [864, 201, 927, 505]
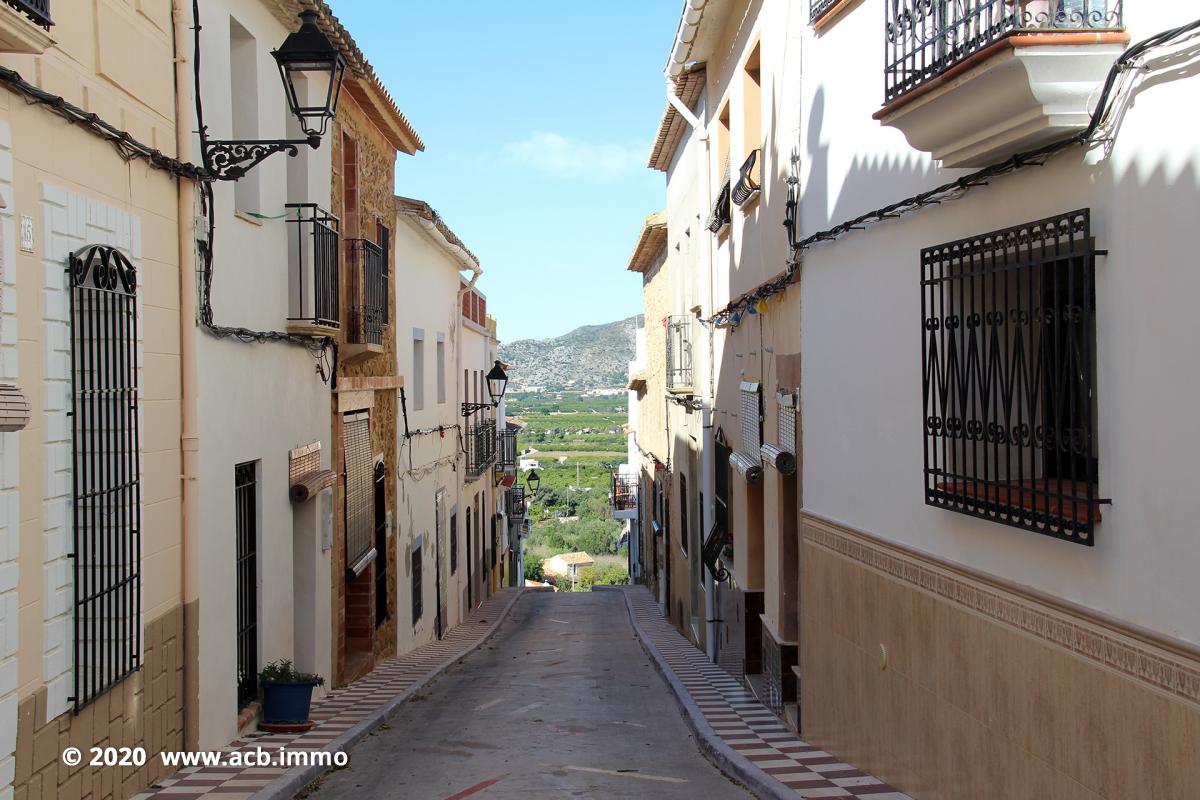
[259, 659, 324, 686]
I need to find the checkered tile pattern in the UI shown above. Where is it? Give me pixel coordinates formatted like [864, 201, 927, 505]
[132, 589, 522, 800]
[622, 587, 911, 799]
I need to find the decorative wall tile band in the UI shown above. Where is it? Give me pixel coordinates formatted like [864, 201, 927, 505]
[803, 515, 1200, 707]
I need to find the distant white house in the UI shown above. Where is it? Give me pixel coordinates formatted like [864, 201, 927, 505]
[542, 552, 595, 579]
[519, 458, 540, 471]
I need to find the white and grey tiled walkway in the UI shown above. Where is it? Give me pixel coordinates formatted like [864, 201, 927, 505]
[621, 586, 912, 800]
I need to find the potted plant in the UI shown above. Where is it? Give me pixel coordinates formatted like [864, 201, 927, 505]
[258, 660, 324, 732]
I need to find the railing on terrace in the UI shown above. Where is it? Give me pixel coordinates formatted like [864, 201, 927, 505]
[611, 474, 638, 512]
[666, 315, 694, 392]
[508, 485, 526, 519]
[499, 427, 518, 472]
[884, 0, 1124, 103]
[3, 0, 52, 28]
[286, 204, 339, 329]
[347, 237, 387, 345]
[465, 418, 498, 478]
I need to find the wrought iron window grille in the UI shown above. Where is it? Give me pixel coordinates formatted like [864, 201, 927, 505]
[701, 523, 730, 582]
[465, 418, 498, 478]
[921, 209, 1107, 545]
[509, 485, 526, 518]
[68, 244, 142, 712]
[732, 149, 762, 206]
[612, 473, 638, 511]
[666, 315, 694, 392]
[411, 544, 423, 623]
[3, 0, 50, 28]
[499, 427, 518, 472]
[286, 204, 340, 329]
[884, 0, 1125, 103]
[374, 462, 388, 628]
[234, 462, 258, 709]
[347, 237, 387, 346]
[706, 159, 732, 234]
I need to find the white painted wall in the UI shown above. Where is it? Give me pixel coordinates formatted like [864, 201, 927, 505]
[793, 3, 1200, 643]
[392, 212, 467, 649]
[191, 0, 333, 748]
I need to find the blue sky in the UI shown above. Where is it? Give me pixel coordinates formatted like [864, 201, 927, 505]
[331, 1, 680, 342]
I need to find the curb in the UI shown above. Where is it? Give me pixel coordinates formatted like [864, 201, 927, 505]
[247, 588, 527, 800]
[609, 586, 797, 800]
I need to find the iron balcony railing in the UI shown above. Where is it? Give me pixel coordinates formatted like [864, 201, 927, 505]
[701, 522, 731, 582]
[666, 315, 694, 392]
[4, 0, 52, 28]
[499, 427, 518, 472]
[286, 204, 340, 329]
[347, 237, 387, 345]
[811, 0, 840, 24]
[884, 0, 1124, 103]
[508, 485, 526, 518]
[611, 473, 638, 511]
[466, 418, 498, 478]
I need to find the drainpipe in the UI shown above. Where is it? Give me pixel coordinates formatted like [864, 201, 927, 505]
[665, 68, 718, 661]
[172, 0, 201, 750]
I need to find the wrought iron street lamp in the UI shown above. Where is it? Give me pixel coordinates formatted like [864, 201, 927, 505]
[526, 469, 541, 495]
[200, 11, 346, 181]
[461, 360, 509, 418]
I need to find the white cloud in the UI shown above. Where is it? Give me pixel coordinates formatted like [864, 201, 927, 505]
[500, 131, 644, 181]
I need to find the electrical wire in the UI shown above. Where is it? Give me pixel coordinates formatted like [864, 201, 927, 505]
[707, 18, 1200, 328]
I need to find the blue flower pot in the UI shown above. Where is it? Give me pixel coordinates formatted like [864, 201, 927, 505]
[260, 681, 318, 724]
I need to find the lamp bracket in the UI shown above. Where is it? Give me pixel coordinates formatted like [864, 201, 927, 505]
[202, 136, 320, 181]
[461, 402, 496, 419]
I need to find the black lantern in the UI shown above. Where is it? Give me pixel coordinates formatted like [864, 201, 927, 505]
[526, 469, 541, 494]
[197, 10, 348, 180]
[486, 361, 509, 405]
[273, 10, 347, 141]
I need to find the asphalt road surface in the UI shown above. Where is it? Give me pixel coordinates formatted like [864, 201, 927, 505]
[304, 590, 751, 799]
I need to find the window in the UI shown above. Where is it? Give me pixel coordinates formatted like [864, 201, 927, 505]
[740, 382, 763, 456]
[436, 337, 446, 404]
[343, 411, 377, 573]
[666, 316, 694, 391]
[68, 244, 141, 711]
[707, 104, 733, 234]
[229, 18, 260, 215]
[921, 209, 1101, 544]
[377, 222, 391, 328]
[450, 512, 458, 574]
[341, 133, 358, 237]
[680, 474, 689, 555]
[741, 43, 761, 160]
[411, 540, 423, 624]
[374, 462, 388, 627]
[778, 390, 797, 455]
[234, 462, 258, 709]
[412, 332, 425, 411]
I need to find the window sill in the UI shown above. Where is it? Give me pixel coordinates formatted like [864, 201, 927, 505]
[233, 210, 264, 227]
[737, 190, 761, 213]
[287, 321, 340, 338]
[933, 478, 1102, 526]
[811, 0, 862, 32]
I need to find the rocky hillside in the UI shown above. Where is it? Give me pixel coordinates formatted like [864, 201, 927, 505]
[500, 316, 638, 391]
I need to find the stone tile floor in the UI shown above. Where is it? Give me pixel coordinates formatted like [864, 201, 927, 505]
[131, 588, 521, 800]
[622, 586, 913, 800]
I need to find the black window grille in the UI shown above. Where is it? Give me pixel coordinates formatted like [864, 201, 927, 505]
[68, 244, 141, 712]
[666, 316, 694, 391]
[374, 462, 388, 628]
[922, 209, 1103, 545]
[466, 418, 498, 477]
[679, 474, 690, 556]
[611, 474, 637, 511]
[234, 461, 258, 709]
[343, 412, 377, 574]
[706, 159, 732, 234]
[884, 0, 1124, 103]
[411, 543, 423, 623]
[811, 0, 840, 25]
[509, 485, 525, 519]
[377, 222, 391, 328]
[348, 238, 386, 346]
[3, 0, 51, 29]
[499, 426, 518, 471]
[490, 515, 498, 569]
[450, 513, 458, 574]
[731, 150, 762, 207]
[286, 204, 340, 329]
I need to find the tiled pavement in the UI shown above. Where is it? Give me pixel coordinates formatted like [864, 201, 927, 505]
[620, 586, 912, 800]
[132, 588, 522, 800]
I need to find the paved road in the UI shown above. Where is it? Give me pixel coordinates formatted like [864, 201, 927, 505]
[306, 590, 751, 800]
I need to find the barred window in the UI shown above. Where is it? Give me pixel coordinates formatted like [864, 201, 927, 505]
[344, 412, 377, 573]
[411, 539, 423, 624]
[679, 474, 689, 555]
[922, 210, 1102, 545]
[450, 513, 458, 574]
[374, 462, 388, 628]
[69, 244, 141, 711]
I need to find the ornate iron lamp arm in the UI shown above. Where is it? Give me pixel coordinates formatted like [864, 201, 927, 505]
[201, 134, 321, 182]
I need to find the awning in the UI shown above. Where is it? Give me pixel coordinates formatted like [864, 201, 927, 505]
[732, 149, 762, 206]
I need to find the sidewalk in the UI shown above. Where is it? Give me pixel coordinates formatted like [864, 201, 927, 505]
[617, 586, 911, 800]
[132, 588, 524, 800]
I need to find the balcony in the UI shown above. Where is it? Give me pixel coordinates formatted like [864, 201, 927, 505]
[343, 237, 388, 361]
[508, 485, 526, 519]
[611, 473, 638, 521]
[286, 204, 340, 335]
[665, 315, 694, 394]
[0, 0, 52, 53]
[499, 426, 518, 473]
[465, 418, 498, 479]
[876, 0, 1127, 167]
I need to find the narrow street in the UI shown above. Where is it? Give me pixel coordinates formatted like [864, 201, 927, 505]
[306, 591, 751, 800]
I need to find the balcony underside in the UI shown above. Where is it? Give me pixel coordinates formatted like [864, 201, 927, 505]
[613, 508, 638, 521]
[876, 33, 1128, 168]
